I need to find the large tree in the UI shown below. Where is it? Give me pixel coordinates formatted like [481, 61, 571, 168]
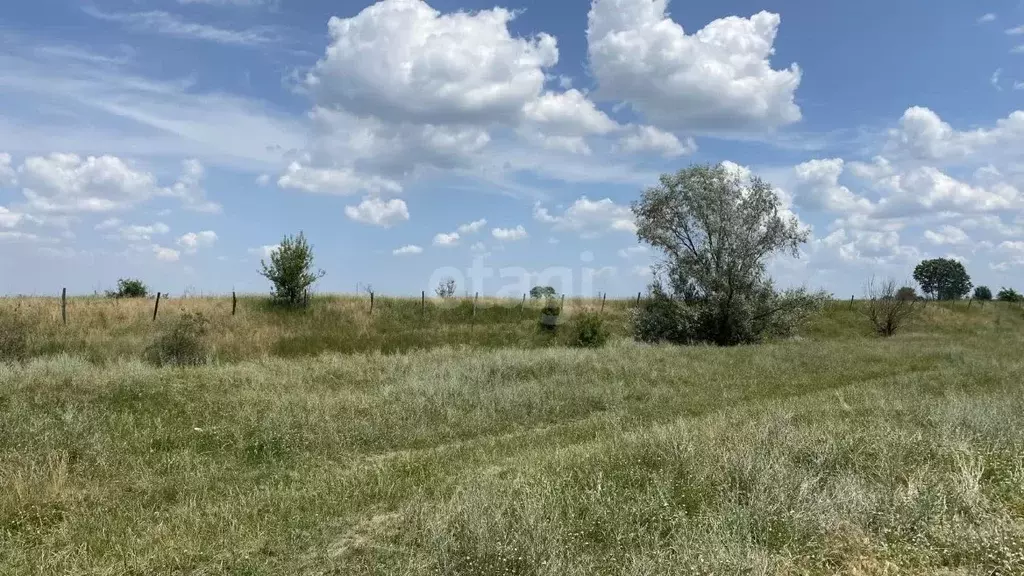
[632, 163, 823, 346]
[912, 258, 972, 300]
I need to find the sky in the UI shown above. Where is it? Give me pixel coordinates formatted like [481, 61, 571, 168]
[1, 0, 1023, 297]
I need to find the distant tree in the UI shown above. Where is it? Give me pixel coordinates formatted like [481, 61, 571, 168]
[259, 232, 325, 307]
[529, 286, 557, 299]
[912, 258, 972, 300]
[630, 163, 826, 346]
[106, 278, 148, 298]
[997, 287, 1022, 302]
[974, 286, 993, 301]
[435, 277, 456, 299]
[896, 286, 917, 301]
[864, 278, 918, 337]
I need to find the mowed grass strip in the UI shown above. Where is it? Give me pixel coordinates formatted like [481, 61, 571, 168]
[2, 325, 1024, 574]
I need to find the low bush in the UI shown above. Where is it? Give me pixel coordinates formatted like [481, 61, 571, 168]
[106, 278, 148, 298]
[998, 287, 1022, 303]
[864, 278, 917, 337]
[567, 312, 609, 348]
[145, 311, 210, 367]
[0, 311, 30, 362]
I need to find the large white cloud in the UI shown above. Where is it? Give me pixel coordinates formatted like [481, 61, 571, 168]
[587, 0, 802, 132]
[278, 161, 403, 195]
[619, 125, 696, 157]
[306, 0, 557, 125]
[887, 106, 1024, 163]
[177, 230, 218, 252]
[793, 158, 874, 213]
[18, 153, 158, 213]
[534, 196, 636, 237]
[344, 196, 410, 228]
[8, 153, 219, 216]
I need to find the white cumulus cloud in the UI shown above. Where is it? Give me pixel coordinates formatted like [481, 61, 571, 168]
[344, 196, 410, 228]
[492, 225, 528, 241]
[534, 196, 636, 237]
[177, 230, 218, 253]
[587, 0, 802, 132]
[392, 244, 423, 255]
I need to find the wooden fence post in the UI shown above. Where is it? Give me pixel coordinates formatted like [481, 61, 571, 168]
[232, 291, 237, 316]
[849, 295, 855, 310]
[370, 292, 374, 315]
[473, 292, 478, 317]
[61, 287, 67, 326]
[600, 292, 607, 313]
[421, 290, 426, 315]
[153, 292, 161, 321]
[521, 294, 526, 311]
[636, 291, 641, 306]
[560, 294, 565, 314]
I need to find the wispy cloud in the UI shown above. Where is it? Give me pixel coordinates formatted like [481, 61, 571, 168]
[992, 68, 1003, 91]
[0, 37, 305, 172]
[82, 6, 280, 46]
[978, 13, 997, 24]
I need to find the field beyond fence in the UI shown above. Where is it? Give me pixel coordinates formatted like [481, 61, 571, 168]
[1, 293, 1022, 364]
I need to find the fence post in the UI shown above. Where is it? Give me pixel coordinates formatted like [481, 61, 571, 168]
[600, 292, 606, 313]
[560, 294, 565, 314]
[421, 290, 426, 315]
[232, 291, 237, 316]
[370, 292, 374, 315]
[473, 292, 478, 317]
[61, 287, 67, 326]
[849, 295, 855, 310]
[636, 291, 641, 306]
[153, 292, 161, 321]
[967, 297, 973, 309]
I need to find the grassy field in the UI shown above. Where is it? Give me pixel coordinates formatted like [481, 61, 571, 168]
[2, 298, 1024, 574]
[0, 295, 636, 363]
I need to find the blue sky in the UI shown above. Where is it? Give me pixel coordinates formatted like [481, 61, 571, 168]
[2, 0, 1024, 297]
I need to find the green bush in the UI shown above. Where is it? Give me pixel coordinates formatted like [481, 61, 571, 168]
[896, 286, 917, 301]
[107, 278, 148, 298]
[997, 287, 1022, 303]
[145, 311, 210, 367]
[567, 313, 609, 348]
[974, 286, 993, 301]
[259, 232, 325, 307]
[0, 311, 30, 362]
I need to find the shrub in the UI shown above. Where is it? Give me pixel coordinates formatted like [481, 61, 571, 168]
[864, 278, 918, 337]
[538, 297, 561, 331]
[998, 287, 1022, 303]
[529, 286, 556, 299]
[974, 286, 993, 301]
[567, 312, 609, 348]
[435, 277, 457, 299]
[145, 311, 210, 367]
[259, 232, 325, 307]
[0, 311, 30, 362]
[106, 278, 148, 298]
[896, 286, 917, 301]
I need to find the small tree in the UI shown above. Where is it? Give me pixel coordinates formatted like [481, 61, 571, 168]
[913, 258, 972, 300]
[106, 278, 148, 298]
[997, 287, 1022, 302]
[896, 286, 917, 301]
[864, 278, 917, 337]
[974, 286, 993, 301]
[630, 163, 825, 346]
[435, 277, 456, 299]
[259, 232, 325, 306]
[529, 286, 557, 299]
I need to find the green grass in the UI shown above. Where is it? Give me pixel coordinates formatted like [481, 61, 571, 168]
[2, 301, 1024, 574]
